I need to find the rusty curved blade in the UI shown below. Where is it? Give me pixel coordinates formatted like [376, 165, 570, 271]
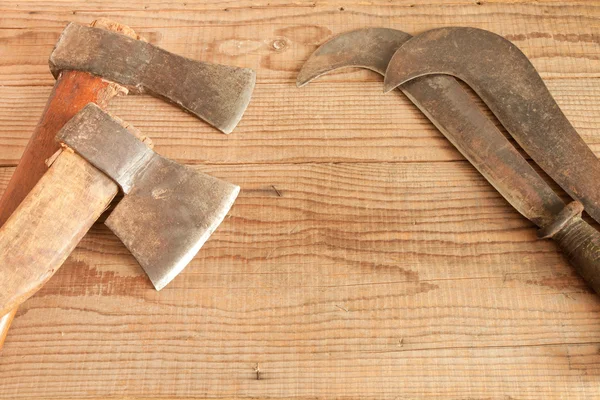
[50, 23, 256, 134]
[297, 28, 411, 86]
[297, 28, 565, 227]
[58, 104, 239, 290]
[384, 27, 600, 224]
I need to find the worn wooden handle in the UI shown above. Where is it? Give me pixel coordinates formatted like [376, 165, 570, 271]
[0, 309, 16, 346]
[0, 150, 117, 317]
[552, 217, 600, 294]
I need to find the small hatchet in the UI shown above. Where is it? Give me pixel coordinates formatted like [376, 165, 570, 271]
[0, 104, 239, 318]
[0, 20, 255, 346]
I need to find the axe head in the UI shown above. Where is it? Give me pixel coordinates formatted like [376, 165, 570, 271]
[50, 23, 256, 134]
[57, 104, 239, 290]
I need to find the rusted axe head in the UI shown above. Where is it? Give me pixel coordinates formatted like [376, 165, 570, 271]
[57, 104, 239, 290]
[50, 22, 256, 134]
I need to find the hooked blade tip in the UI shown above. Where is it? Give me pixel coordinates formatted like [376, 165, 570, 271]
[382, 74, 400, 93]
[297, 28, 415, 92]
[296, 64, 324, 88]
[383, 52, 415, 93]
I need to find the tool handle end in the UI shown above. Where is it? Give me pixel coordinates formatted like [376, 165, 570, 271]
[0, 309, 16, 350]
[553, 216, 600, 294]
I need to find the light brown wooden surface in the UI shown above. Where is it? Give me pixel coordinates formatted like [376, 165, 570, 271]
[2, 1, 600, 399]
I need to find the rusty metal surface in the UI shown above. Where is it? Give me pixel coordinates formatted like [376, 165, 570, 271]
[58, 104, 240, 290]
[297, 28, 412, 85]
[50, 23, 256, 134]
[297, 28, 565, 228]
[384, 26, 600, 225]
[537, 201, 584, 240]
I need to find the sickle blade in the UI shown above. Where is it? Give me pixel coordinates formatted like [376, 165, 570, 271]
[297, 28, 411, 86]
[384, 27, 600, 224]
[298, 28, 565, 227]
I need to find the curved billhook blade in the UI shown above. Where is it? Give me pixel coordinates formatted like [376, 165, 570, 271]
[384, 27, 600, 224]
[51, 23, 256, 134]
[297, 28, 564, 228]
[297, 28, 411, 86]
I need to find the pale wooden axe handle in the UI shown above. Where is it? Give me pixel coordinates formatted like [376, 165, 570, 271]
[0, 73, 120, 349]
[0, 150, 118, 317]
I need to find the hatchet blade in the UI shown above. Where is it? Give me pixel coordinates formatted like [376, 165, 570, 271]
[105, 158, 239, 290]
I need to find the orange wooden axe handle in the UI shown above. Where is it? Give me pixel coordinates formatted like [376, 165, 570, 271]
[0, 309, 16, 347]
[0, 72, 120, 227]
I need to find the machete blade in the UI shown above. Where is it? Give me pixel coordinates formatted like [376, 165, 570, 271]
[298, 28, 565, 228]
[383, 27, 600, 225]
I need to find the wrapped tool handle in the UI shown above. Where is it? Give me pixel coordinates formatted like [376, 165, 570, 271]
[553, 217, 600, 294]
[540, 201, 600, 294]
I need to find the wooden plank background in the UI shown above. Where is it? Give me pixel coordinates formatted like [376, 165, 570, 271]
[1, 1, 600, 398]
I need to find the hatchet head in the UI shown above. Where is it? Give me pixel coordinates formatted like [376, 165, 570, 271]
[57, 104, 239, 290]
[50, 22, 256, 134]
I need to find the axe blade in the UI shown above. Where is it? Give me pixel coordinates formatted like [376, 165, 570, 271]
[105, 157, 239, 290]
[50, 23, 256, 134]
[58, 104, 239, 290]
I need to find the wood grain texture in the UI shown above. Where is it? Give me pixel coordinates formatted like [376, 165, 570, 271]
[2, 1, 600, 399]
[0, 79, 599, 166]
[2, 161, 600, 399]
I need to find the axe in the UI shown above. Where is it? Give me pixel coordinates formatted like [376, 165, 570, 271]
[298, 28, 600, 297]
[0, 20, 255, 346]
[0, 104, 239, 326]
